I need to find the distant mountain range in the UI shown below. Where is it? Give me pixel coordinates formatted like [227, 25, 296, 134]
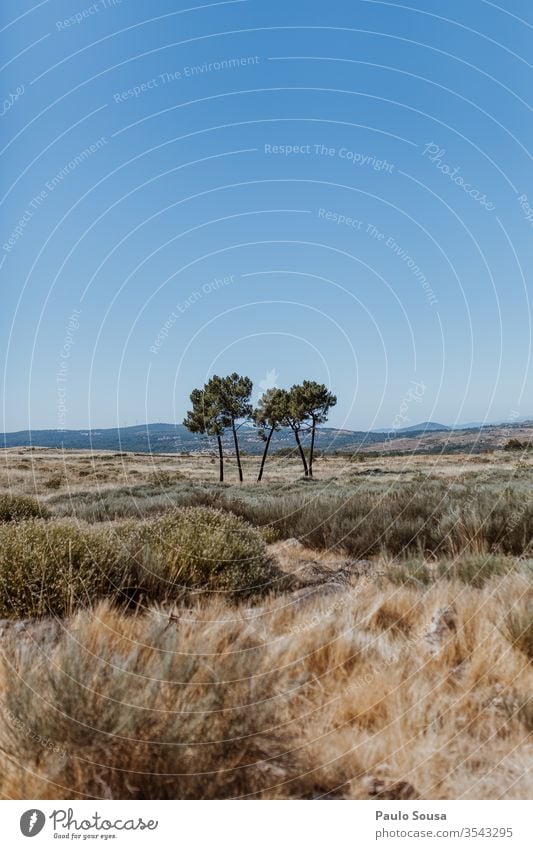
[1, 423, 380, 455]
[372, 421, 450, 434]
[1, 419, 529, 455]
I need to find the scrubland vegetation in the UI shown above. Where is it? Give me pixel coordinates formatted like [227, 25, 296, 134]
[0, 448, 531, 799]
[0, 492, 49, 522]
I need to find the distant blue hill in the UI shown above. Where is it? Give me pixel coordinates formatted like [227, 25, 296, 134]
[371, 421, 450, 434]
[1, 419, 529, 455]
[398, 421, 450, 433]
[1, 423, 382, 454]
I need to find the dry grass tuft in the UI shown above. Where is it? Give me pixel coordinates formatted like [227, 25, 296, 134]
[504, 600, 533, 662]
[0, 570, 531, 800]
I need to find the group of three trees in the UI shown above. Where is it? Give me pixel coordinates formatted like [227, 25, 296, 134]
[183, 373, 337, 482]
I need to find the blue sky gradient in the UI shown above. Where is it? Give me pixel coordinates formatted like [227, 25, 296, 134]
[2, 0, 533, 431]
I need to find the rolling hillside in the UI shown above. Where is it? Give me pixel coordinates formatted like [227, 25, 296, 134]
[2, 420, 531, 455]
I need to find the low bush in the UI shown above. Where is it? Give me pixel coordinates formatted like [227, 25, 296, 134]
[43, 476, 63, 490]
[148, 470, 186, 486]
[384, 559, 435, 587]
[504, 439, 532, 451]
[0, 508, 281, 617]
[120, 506, 282, 597]
[0, 521, 133, 618]
[384, 555, 519, 588]
[0, 493, 49, 522]
[438, 554, 517, 588]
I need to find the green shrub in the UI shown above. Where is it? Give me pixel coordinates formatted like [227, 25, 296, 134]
[504, 438, 531, 451]
[148, 470, 186, 486]
[438, 554, 517, 588]
[0, 493, 49, 522]
[51, 478, 533, 560]
[384, 559, 435, 587]
[0, 521, 133, 618]
[44, 476, 63, 490]
[258, 525, 281, 544]
[0, 509, 282, 617]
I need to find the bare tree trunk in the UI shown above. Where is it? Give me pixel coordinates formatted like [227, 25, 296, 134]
[257, 427, 274, 482]
[232, 420, 244, 483]
[292, 426, 309, 476]
[309, 418, 316, 478]
[217, 434, 224, 482]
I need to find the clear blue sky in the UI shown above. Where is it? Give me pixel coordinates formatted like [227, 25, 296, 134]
[2, 0, 532, 432]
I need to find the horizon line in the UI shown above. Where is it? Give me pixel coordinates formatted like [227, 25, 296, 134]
[2, 417, 532, 436]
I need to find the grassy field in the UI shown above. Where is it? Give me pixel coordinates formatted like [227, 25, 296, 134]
[0, 447, 531, 799]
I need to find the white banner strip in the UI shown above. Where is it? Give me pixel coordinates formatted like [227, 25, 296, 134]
[3, 799, 531, 848]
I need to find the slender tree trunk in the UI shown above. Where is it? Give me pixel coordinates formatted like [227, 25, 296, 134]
[216, 434, 224, 482]
[309, 418, 316, 478]
[292, 426, 309, 476]
[257, 427, 274, 482]
[232, 419, 244, 483]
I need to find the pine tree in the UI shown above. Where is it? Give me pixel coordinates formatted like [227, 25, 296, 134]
[217, 373, 253, 483]
[285, 386, 311, 477]
[183, 384, 229, 482]
[287, 382, 337, 477]
[295, 381, 337, 477]
[205, 372, 253, 483]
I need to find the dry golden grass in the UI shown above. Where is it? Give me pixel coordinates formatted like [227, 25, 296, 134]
[2, 444, 532, 498]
